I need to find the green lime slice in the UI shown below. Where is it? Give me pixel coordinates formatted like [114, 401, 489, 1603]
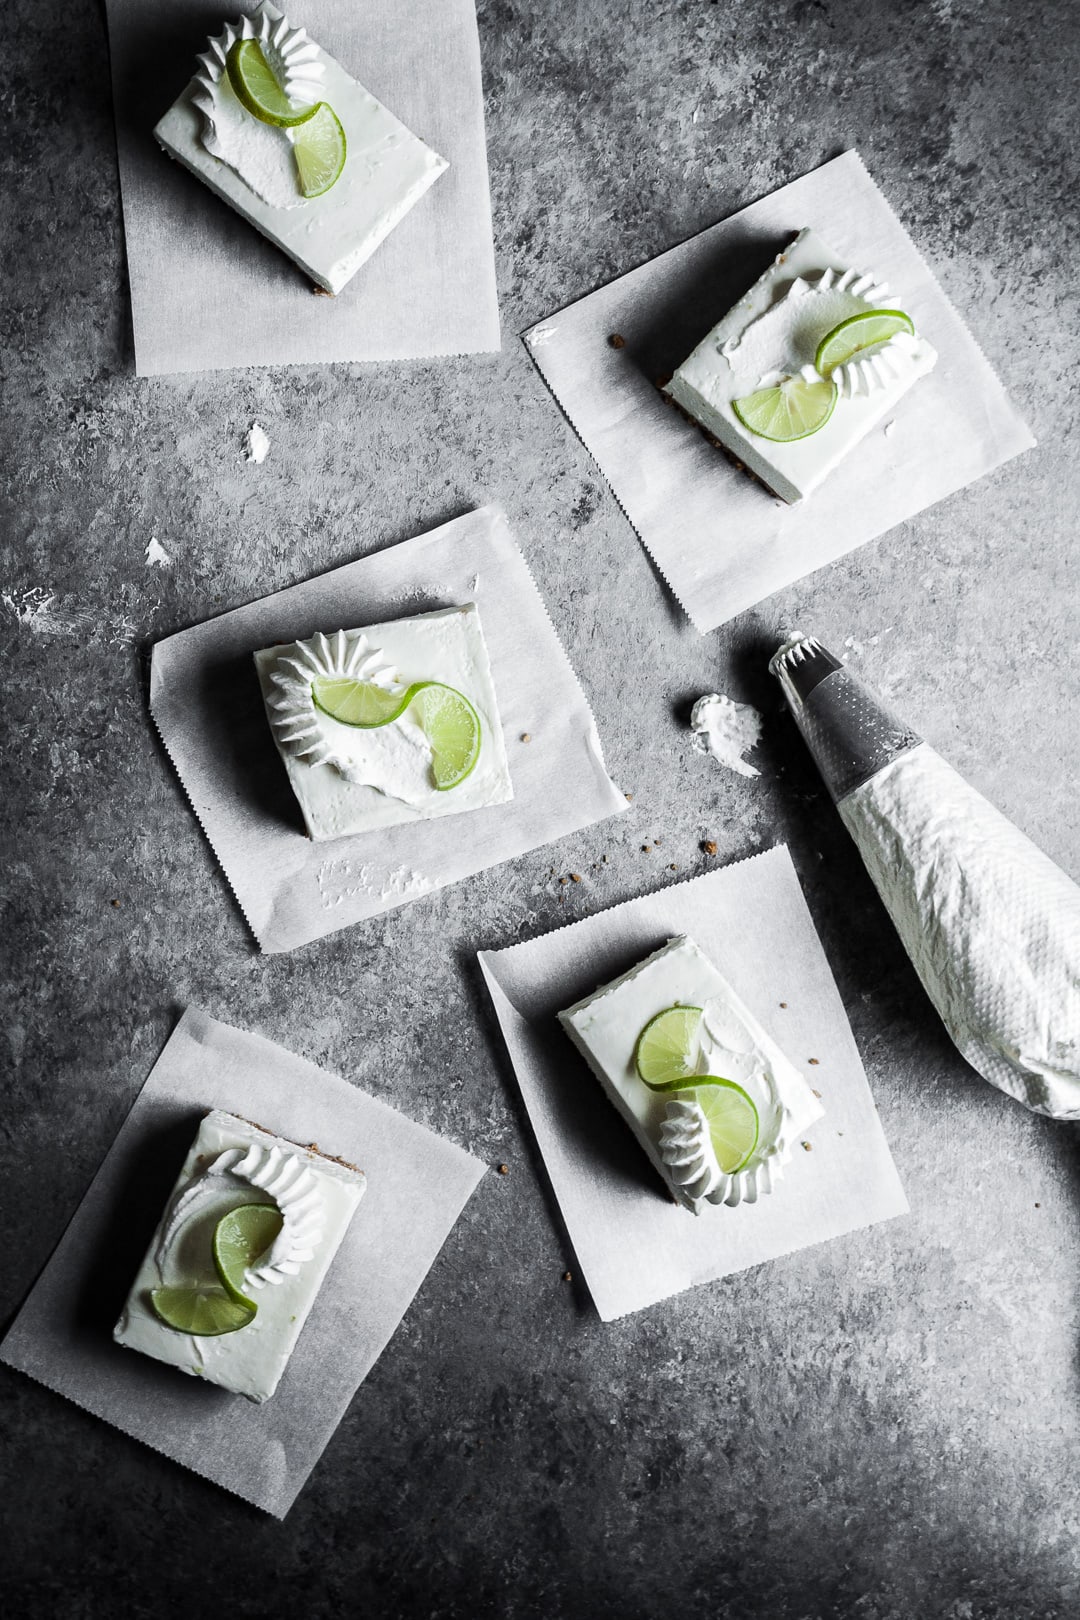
[212, 1203, 283, 1306]
[226, 39, 319, 129]
[293, 104, 347, 199]
[410, 683, 482, 790]
[150, 1286, 255, 1336]
[634, 1005, 703, 1089]
[311, 674, 481, 791]
[696, 1078, 759, 1174]
[732, 373, 837, 442]
[312, 677, 409, 728]
[815, 309, 915, 377]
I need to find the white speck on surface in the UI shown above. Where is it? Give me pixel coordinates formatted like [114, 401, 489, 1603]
[316, 858, 432, 909]
[883, 419, 896, 437]
[242, 421, 271, 464]
[1, 586, 136, 644]
[145, 536, 171, 567]
[689, 693, 763, 779]
[527, 324, 558, 348]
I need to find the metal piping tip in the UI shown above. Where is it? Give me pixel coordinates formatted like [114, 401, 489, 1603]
[769, 630, 842, 707]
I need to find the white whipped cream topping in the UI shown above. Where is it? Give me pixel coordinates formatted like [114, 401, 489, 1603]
[265, 628, 438, 805]
[690, 692, 763, 778]
[657, 996, 809, 1208]
[155, 1141, 326, 1294]
[839, 743, 1080, 1120]
[191, 5, 327, 209]
[720, 265, 918, 399]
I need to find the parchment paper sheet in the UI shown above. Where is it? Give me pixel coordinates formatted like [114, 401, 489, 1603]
[150, 506, 628, 953]
[479, 845, 908, 1321]
[0, 1007, 487, 1517]
[523, 151, 1034, 633]
[104, 0, 500, 373]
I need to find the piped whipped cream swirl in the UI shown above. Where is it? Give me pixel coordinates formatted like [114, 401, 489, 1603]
[657, 998, 798, 1210]
[191, 5, 326, 209]
[721, 264, 920, 401]
[155, 1141, 326, 1291]
[265, 628, 437, 804]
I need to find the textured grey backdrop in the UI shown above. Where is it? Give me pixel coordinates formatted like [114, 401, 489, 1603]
[2, 1, 1078, 1616]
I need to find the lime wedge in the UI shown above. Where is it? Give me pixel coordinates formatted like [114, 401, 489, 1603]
[411, 683, 482, 790]
[312, 677, 408, 728]
[227, 39, 318, 129]
[732, 373, 837, 442]
[696, 1078, 759, 1174]
[212, 1204, 283, 1306]
[150, 1286, 255, 1336]
[293, 104, 347, 199]
[815, 309, 915, 377]
[635, 1005, 702, 1089]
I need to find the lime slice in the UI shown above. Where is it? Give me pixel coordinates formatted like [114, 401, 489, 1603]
[696, 1078, 759, 1174]
[815, 309, 915, 377]
[150, 1286, 255, 1336]
[635, 1005, 702, 1089]
[292, 104, 347, 199]
[410, 683, 482, 790]
[732, 373, 837, 442]
[312, 677, 408, 728]
[227, 39, 319, 129]
[212, 1203, 283, 1306]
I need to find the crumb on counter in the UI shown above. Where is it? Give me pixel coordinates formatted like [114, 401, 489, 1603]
[608, 333, 626, 349]
[497, 1163, 509, 1176]
[701, 840, 718, 856]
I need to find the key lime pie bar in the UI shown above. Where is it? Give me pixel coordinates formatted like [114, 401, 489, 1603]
[255, 605, 513, 842]
[559, 936, 823, 1212]
[664, 228, 937, 503]
[154, 3, 447, 294]
[113, 1111, 366, 1401]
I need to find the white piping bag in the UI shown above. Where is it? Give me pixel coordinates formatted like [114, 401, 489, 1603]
[770, 632, 1080, 1120]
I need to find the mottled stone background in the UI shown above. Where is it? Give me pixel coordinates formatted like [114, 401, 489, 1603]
[2, 0, 1079, 1615]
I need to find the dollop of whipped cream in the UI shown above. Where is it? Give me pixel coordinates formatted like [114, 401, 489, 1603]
[721, 265, 919, 400]
[265, 629, 437, 806]
[690, 692, 763, 779]
[191, 5, 326, 209]
[155, 1140, 326, 1293]
[657, 997, 800, 1210]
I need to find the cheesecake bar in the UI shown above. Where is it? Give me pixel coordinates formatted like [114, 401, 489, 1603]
[559, 936, 823, 1212]
[254, 604, 514, 843]
[113, 1111, 366, 1402]
[665, 227, 937, 502]
[154, 3, 447, 295]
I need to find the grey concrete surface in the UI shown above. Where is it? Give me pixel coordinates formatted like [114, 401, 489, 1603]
[2, 0, 1079, 1615]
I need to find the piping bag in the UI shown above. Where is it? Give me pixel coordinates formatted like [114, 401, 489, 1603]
[770, 633, 1080, 1120]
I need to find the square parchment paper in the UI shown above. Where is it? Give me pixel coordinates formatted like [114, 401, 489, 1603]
[479, 845, 908, 1321]
[0, 1007, 486, 1517]
[104, 0, 499, 373]
[150, 506, 628, 953]
[523, 151, 1034, 633]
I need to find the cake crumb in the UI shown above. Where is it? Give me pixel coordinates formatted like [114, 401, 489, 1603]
[669, 863, 677, 871]
[520, 732, 531, 742]
[802, 1141, 813, 1152]
[570, 872, 582, 883]
[808, 1057, 820, 1066]
[562, 1271, 573, 1282]
[497, 1163, 509, 1176]
[625, 792, 633, 801]
[779, 1001, 788, 1008]
[812, 1089, 822, 1099]
[701, 840, 718, 856]
[110, 898, 120, 908]
[559, 876, 568, 886]
[608, 333, 626, 349]
[312, 285, 333, 297]
[641, 844, 652, 852]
